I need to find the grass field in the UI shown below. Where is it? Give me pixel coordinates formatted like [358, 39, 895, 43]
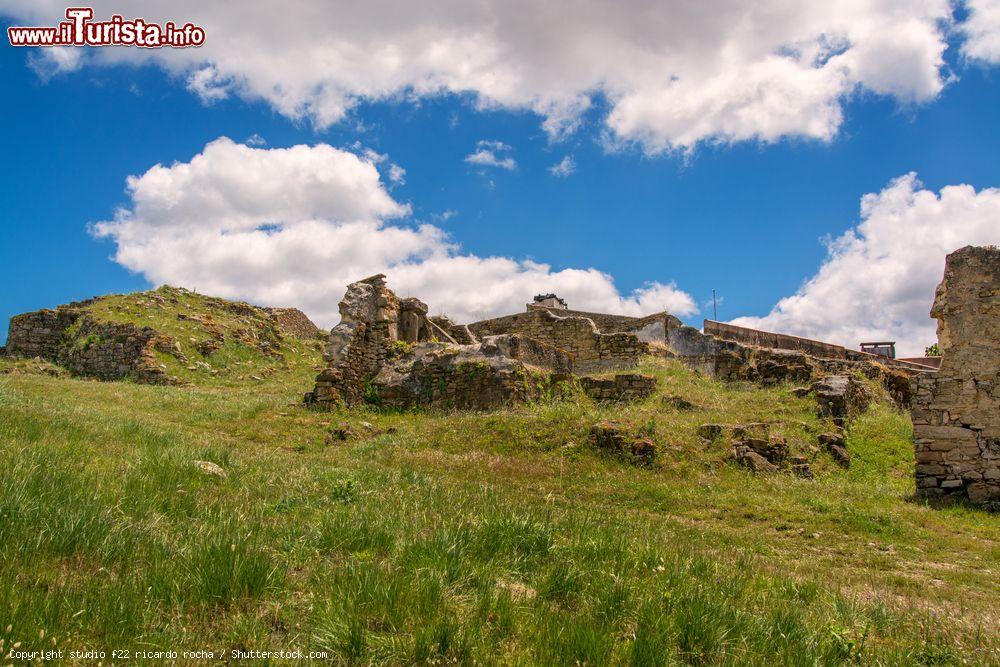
[1, 352, 998, 665]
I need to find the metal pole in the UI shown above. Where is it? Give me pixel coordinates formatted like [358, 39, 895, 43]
[712, 289, 717, 321]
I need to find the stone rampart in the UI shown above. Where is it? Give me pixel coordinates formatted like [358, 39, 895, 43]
[911, 246, 999, 504]
[5, 308, 171, 384]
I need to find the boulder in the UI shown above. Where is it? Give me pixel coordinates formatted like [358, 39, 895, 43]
[588, 420, 657, 465]
[812, 375, 872, 426]
[736, 450, 779, 474]
[818, 432, 851, 468]
[662, 395, 697, 410]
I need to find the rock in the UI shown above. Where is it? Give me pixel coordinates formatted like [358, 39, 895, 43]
[826, 443, 851, 468]
[811, 375, 872, 427]
[819, 431, 851, 466]
[818, 431, 845, 448]
[580, 374, 657, 402]
[193, 460, 227, 479]
[736, 450, 779, 474]
[661, 394, 697, 410]
[588, 420, 657, 465]
[791, 386, 811, 398]
[326, 423, 357, 442]
[791, 463, 814, 479]
[731, 422, 770, 439]
[196, 338, 222, 356]
[697, 424, 725, 441]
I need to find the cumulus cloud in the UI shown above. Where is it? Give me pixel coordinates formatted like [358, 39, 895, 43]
[465, 140, 517, 170]
[91, 138, 696, 326]
[962, 0, 1000, 63]
[731, 174, 1000, 357]
[1, 0, 977, 152]
[549, 156, 576, 177]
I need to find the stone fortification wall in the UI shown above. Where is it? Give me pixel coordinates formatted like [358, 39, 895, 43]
[5, 308, 172, 384]
[911, 246, 999, 504]
[469, 308, 647, 373]
[704, 320, 938, 371]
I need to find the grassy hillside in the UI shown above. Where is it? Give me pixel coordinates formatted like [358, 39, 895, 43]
[1, 352, 997, 664]
[70, 285, 325, 388]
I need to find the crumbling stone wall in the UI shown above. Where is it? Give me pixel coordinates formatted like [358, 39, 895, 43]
[5, 309, 81, 360]
[307, 276, 575, 409]
[912, 246, 1000, 504]
[429, 315, 478, 344]
[398, 298, 457, 344]
[372, 338, 570, 410]
[309, 274, 401, 406]
[580, 373, 657, 402]
[266, 307, 322, 339]
[5, 308, 171, 384]
[705, 319, 938, 372]
[526, 306, 645, 333]
[469, 308, 647, 372]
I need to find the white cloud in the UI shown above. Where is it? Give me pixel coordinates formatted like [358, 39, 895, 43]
[731, 174, 1000, 357]
[549, 156, 576, 177]
[962, 0, 1000, 63]
[26, 46, 83, 80]
[91, 138, 696, 326]
[1, 0, 978, 152]
[244, 133, 267, 147]
[185, 64, 230, 103]
[388, 163, 406, 185]
[465, 140, 517, 170]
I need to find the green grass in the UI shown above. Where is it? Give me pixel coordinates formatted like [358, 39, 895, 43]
[0, 354, 998, 664]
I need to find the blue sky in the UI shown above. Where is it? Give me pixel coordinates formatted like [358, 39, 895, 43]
[2, 2, 999, 354]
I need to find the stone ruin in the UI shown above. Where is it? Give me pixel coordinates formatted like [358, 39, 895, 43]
[305, 274, 577, 410]
[4, 306, 175, 384]
[912, 246, 999, 505]
[3, 288, 321, 384]
[306, 274, 935, 414]
[305, 276, 704, 410]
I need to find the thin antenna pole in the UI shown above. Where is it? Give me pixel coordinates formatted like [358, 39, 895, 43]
[712, 289, 717, 321]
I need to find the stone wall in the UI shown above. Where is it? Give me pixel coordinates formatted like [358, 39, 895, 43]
[429, 315, 478, 344]
[525, 305, 644, 333]
[468, 308, 647, 372]
[912, 246, 1000, 504]
[5, 309, 80, 360]
[579, 373, 657, 402]
[705, 320, 938, 372]
[309, 274, 401, 406]
[5, 308, 172, 384]
[372, 338, 570, 410]
[266, 307, 322, 339]
[307, 276, 584, 409]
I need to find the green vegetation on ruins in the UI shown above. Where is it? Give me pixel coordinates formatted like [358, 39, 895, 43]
[73, 285, 324, 389]
[1, 325, 998, 663]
